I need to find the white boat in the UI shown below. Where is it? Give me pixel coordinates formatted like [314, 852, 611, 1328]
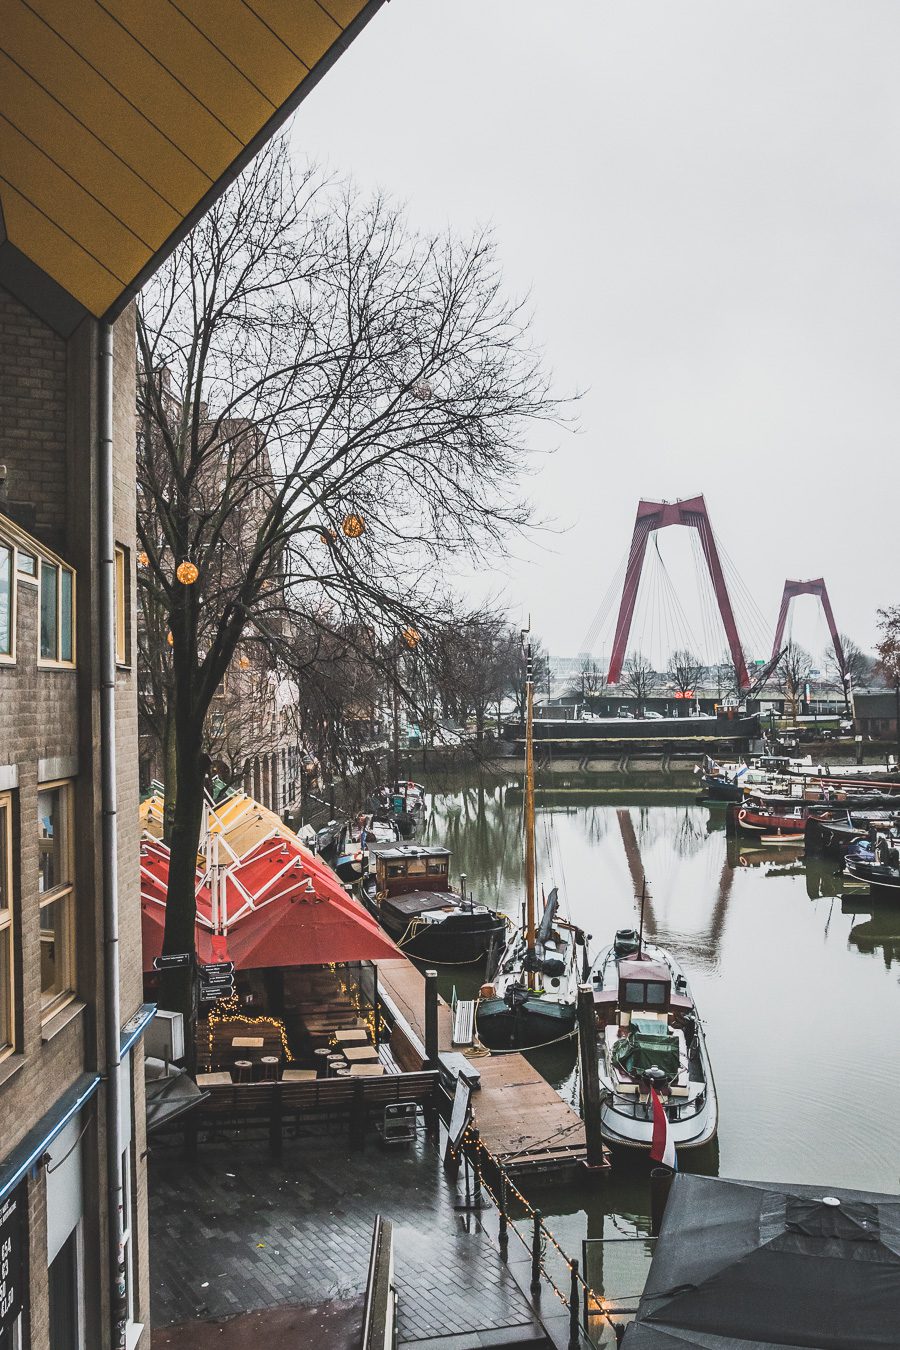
[589, 929, 718, 1152]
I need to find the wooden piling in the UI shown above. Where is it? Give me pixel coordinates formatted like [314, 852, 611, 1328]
[424, 968, 439, 1067]
[577, 984, 605, 1170]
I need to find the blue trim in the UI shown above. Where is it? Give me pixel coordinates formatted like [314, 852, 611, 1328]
[120, 1002, 156, 1057]
[0, 1073, 101, 1204]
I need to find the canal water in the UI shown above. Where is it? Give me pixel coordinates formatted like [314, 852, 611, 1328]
[422, 773, 900, 1296]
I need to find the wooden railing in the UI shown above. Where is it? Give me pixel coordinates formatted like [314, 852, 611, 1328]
[178, 1070, 439, 1158]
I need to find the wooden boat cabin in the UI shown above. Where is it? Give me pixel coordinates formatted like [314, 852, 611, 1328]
[374, 844, 451, 897]
[594, 957, 696, 1101]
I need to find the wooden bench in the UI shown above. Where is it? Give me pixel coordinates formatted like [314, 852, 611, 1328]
[182, 1071, 439, 1158]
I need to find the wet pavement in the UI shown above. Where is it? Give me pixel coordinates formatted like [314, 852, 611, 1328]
[149, 1121, 548, 1347]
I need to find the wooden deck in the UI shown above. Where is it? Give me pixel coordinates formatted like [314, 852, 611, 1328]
[376, 958, 599, 1176]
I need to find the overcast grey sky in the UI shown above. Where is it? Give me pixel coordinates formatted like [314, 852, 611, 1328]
[292, 0, 899, 664]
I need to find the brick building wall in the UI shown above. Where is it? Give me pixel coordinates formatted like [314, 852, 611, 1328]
[0, 284, 150, 1349]
[0, 289, 67, 551]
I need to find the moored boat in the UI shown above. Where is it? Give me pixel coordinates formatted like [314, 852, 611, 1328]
[334, 812, 400, 883]
[475, 638, 586, 1051]
[589, 928, 717, 1153]
[362, 842, 506, 963]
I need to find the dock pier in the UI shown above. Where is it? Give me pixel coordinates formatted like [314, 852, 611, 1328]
[373, 956, 607, 1178]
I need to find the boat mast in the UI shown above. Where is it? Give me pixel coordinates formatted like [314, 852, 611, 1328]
[524, 637, 537, 989]
[637, 875, 646, 958]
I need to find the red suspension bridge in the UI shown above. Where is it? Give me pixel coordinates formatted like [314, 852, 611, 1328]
[579, 494, 845, 689]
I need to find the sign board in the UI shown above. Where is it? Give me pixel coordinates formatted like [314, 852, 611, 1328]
[153, 952, 191, 971]
[0, 1187, 24, 1337]
[202, 962, 234, 978]
[446, 1075, 472, 1152]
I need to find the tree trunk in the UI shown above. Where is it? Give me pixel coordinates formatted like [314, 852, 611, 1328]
[391, 681, 400, 787]
[163, 697, 177, 844]
[159, 711, 205, 1052]
[475, 703, 484, 745]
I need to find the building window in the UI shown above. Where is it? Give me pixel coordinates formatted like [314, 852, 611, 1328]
[0, 545, 12, 658]
[115, 544, 130, 667]
[39, 561, 75, 666]
[38, 785, 75, 1016]
[0, 796, 13, 1056]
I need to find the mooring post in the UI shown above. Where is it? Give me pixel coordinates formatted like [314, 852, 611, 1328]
[498, 1172, 508, 1257]
[568, 1258, 581, 1350]
[650, 1166, 674, 1236]
[577, 984, 604, 1169]
[530, 1209, 542, 1295]
[424, 968, 439, 1068]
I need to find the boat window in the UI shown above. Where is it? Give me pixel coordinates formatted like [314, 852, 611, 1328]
[386, 863, 405, 878]
[426, 860, 447, 875]
[645, 983, 667, 1006]
[624, 981, 645, 1003]
[408, 860, 426, 875]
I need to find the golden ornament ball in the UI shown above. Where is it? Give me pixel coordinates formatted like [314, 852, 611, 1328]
[176, 559, 199, 585]
[341, 513, 365, 539]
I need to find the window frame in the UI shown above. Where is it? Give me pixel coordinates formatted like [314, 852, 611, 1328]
[0, 542, 15, 665]
[0, 794, 14, 1060]
[38, 781, 76, 1021]
[114, 544, 130, 668]
[37, 558, 76, 669]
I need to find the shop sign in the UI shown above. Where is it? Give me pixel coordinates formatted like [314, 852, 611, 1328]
[0, 1186, 24, 1335]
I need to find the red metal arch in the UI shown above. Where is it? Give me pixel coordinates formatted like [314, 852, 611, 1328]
[771, 579, 844, 672]
[606, 495, 750, 691]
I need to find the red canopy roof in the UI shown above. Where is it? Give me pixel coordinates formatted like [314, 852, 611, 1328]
[140, 831, 398, 973]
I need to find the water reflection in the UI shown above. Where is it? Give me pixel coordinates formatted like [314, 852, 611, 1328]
[421, 772, 900, 1247]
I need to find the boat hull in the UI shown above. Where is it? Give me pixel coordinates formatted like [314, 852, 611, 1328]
[599, 1094, 718, 1151]
[363, 896, 506, 964]
[476, 993, 577, 1051]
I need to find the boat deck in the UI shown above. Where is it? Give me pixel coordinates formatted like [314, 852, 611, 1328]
[376, 957, 602, 1176]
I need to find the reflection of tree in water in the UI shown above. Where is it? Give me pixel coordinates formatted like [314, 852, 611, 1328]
[631, 803, 709, 861]
[842, 900, 900, 970]
[425, 777, 523, 904]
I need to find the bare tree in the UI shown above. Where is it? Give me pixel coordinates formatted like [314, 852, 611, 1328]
[136, 139, 560, 1017]
[623, 652, 656, 718]
[667, 649, 705, 716]
[777, 641, 813, 719]
[567, 656, 608, 711]
[824, 633, 872, 713]
[875, 606, 900, 762]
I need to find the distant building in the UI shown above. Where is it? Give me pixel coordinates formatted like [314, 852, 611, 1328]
[854, 690, 898, 739]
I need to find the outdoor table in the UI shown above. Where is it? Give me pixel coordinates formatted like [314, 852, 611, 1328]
[333, 1029, 369, 1046]
[232, 1059, 253, 1082]
[348, 1063, 385, 1077]
[281, 1068, 317, 1082]
[232, 1036, 265, 1049]
[196, 1071, 231, 1086]
[342, 1046, 380, 1064]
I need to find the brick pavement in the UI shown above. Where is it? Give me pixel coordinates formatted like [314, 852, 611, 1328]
[149, 1123, 547, 1347]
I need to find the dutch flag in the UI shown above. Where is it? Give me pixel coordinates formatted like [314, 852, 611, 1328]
[649, 1085, 677, 1171]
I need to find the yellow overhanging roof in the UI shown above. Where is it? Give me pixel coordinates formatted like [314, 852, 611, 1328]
[0, 0, 384, 328]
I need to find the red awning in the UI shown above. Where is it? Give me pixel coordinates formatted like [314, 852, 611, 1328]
[224, 888, 399, 969]
[140, 832, 398, 973]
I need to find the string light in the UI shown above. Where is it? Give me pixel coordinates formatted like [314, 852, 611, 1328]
[138, 551, 149, 566]
[402, 627, 421, 649]
[206, 992, 294, 1063]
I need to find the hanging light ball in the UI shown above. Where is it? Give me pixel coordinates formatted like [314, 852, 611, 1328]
[320, 528, 337, 545]
[238, 655, 251, 670]
[176, 559, 199, 585]
[402, 627, 421, 649]
[138, 550, 149, 567]
[166, 631, 174, 647]
[342, 514, 365, 539]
